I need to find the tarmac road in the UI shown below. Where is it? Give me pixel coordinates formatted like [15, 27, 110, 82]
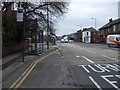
[58, 42, 120, 89]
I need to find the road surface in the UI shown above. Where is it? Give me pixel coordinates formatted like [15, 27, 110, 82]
[58, 42, 120, 89]
[5, 42, 120, 89]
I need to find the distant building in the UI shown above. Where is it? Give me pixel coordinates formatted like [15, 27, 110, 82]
[98, 18, 120, 43]
[68, 33, 75, 40]
[62, 35, 68, 39]
[82, 27, 98, 43]
[74, 18, 120, 44]
[74, 30, 82, 42]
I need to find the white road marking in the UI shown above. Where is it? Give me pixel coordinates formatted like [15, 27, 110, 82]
[108, 50, 113, 52]
[79, 48, 84, 50]
[88, 65, 105, 73]
[76, 56, 80, 58]
[101, 75, 120, 90]
[82, 56, 94, 63]
[115, 75, 120, 79]
[112, 58, 118, 61]
[113, 64, 120, 68]
[78, 63, 120, 89]
[78, 65, 90, 73]
[97, 64, 111, 72]
[89, 76, 102, 90]
[62, 56, 64, 59]
[96, 64, 120, 72]
[79, 64, 120, 73]
[107, 64, 120, 72]
[86, 50, 96, 54]
[101, 55, 118, 61]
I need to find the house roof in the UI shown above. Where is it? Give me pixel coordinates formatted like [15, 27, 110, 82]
[68, 33, 75, 37]
[77, 30, 82, 33]
[83, 27, 97, 32]
[99, 18, 120, 30]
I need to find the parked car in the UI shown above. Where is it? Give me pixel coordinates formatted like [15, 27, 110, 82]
[64, 39, 69, 43]
[61, 39, 64, 43]
[61, 39, 69, 43]
[69, 40, 73, 43]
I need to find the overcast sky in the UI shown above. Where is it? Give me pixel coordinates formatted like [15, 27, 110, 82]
[55, 0, 119, 36]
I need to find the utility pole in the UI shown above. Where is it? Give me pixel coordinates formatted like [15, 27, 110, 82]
[46, 1, 49, 49]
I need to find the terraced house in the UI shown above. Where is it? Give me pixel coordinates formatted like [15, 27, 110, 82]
[98, 18, 120, 43]
[74, 18, 120, 44]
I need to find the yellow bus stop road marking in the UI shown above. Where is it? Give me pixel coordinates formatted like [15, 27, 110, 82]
[28, 43, 44, 45]
[8, 51, 54, 89]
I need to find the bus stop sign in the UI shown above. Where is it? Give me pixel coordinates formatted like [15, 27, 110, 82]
[17, 7, 23, 22]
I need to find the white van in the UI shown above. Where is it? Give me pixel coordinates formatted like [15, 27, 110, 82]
[106, 34, 120, 47]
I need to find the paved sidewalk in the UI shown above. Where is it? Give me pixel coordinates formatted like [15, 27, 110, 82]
[19, 50, 76, 88]
[2, 44, 58, 87]
[2, 53, 22, 69]
[2, 44, 58, 69]
[3, 48, 77, 88]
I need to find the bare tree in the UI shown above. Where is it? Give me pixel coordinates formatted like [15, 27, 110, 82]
[2, 1, 69, 43]
[25, 1, 69, 32]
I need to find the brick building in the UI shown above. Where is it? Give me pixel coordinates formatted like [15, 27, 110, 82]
[82, 27, 98, 43]
[74, 18, 120, 44]
[74, 27, 98, 43]
[98, 18, 120, 43]
[74, 30, 82, 42]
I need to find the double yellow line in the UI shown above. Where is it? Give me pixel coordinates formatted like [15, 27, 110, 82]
[8, 52, 53, 89]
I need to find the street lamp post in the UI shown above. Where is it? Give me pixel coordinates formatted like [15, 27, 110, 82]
[92, 18, 97, 29]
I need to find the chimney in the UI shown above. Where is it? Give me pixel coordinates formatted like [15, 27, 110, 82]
[109, 18, 112, 23]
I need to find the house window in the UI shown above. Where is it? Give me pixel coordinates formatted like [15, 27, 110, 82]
[119, 24, 120, 31]
[87, 32, 89, 36]
[113, 25, 116, 31]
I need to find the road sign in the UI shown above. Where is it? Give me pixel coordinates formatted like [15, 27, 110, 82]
[17, 7, 23, 22]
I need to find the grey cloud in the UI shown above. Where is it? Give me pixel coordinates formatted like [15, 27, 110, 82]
[56, 1, 118, 36]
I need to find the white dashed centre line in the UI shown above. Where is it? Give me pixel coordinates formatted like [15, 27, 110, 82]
[101, 55, 118, 61]
[86, 50, 96, 54]
[76, 56, 80, 58]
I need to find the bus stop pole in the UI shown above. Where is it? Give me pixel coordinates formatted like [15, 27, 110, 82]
[22, 2, 27, 62]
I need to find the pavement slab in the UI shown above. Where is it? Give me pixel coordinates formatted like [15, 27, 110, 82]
[19, 50, 77, 88]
